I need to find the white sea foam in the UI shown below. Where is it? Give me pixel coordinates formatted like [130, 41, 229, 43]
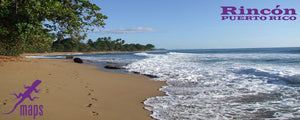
[79, 55, 140, 64]
[134, 52, 151, 56]
[25, 55, 65, 59]
[126, 52, 300, 119]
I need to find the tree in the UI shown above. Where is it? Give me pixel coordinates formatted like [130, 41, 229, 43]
[78, 43, 89, 52]
[146, 44, 155, 50]
[51, 36, 156, 52]
[0, 0, 107, 56]
[87, 39, 94, 47]
[52, 38, 79, 52]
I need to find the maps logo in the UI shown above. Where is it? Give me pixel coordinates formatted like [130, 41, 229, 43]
[221, 5, 297, 21]
[3, 80, 43, 119]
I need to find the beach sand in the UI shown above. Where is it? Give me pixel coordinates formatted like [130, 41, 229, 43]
[0, 57, 165, 120]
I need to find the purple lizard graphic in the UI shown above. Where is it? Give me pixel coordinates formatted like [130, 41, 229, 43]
[3, 80, 41, 114]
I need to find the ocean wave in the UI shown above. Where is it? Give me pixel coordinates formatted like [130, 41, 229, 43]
[25, 55, 65, 59]
[126, 52, 300, 119]
[285, 74, 300, 84]
[134, 52, 151, 56]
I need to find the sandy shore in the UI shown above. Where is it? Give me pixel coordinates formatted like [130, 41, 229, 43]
[0, 58, 165, 120]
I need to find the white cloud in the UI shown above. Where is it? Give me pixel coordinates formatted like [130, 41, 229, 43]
[92, 27, 158, 34]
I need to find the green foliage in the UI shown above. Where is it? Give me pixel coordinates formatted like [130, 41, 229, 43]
[52, 37, 155, 52]
[0, 0, 107, 56]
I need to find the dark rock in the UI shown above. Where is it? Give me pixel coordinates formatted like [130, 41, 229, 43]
[106, 61, 118, 64]
[66, 56, 74, 59]
[132, 71, 140, 74]
[142, 74, 159, 78]
[74, 58, 83, 63]
[131, 71, 159, 78]
[104, 65, 124, 69]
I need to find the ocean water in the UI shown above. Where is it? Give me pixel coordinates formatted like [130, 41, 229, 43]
[27, 47, 300, 119]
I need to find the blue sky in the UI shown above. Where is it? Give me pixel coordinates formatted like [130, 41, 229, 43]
[86, 0, 300, 49]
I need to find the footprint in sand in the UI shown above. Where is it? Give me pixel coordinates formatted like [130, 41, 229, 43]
[86, 104, 92, 107]
[91, 98, 98, 101]
[41, 88, 49, 94]
[89, 89, 94, 92]
[72, 72, 80, 80]
[91, 111, 99, 116]
[83, 82, 100, 118]
[0, 102, 5, 109]
[46, 88, 49, 93]
[0, 98, 9, 109]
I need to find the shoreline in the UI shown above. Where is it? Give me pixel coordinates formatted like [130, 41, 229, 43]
[0, 57, 166, 120]
[20, 51, 150, 56]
